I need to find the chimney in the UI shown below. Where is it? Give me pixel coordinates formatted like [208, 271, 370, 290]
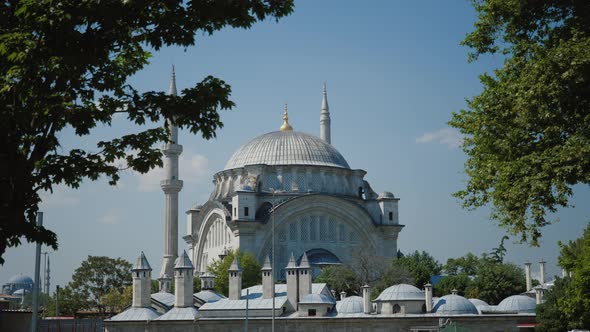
[228, 256, 243, 300]
[132, 252, 152, 308]
[200, 271, 215, 290]
[424, 283, 433, 313]
[285, 253, 299, 310]
[340, 291, 346, 301]
[525, 262, 532, 291]
[539, 260, 546, 285]
[535, 286, 544, 305]
[298, 252, 312, 301]
[451, 288, 458, 295]
[362, 284, 372, 314]
[158, 274, 171, 293]
[174, 250, 194, 307]
[262, 256, 274, 299]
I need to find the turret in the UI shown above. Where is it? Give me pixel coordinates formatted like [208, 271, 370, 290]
[228, 256, 243, 300]
[285, 253, 299, 310]
[174, 250, 194, 308]
[132, 252, 152, 308]
[298, 252, 312, 301]
[262, 256, 274, 299]
[320, 82, 331, 144]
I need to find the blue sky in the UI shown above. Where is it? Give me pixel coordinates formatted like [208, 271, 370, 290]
[2, 1, 589, 292]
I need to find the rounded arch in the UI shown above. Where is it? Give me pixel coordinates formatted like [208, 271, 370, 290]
[194, 208, 232, 272]
[256, 194, 381, 274]
[392, 304, 401, 314]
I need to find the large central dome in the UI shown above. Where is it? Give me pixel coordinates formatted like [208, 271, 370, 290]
[224, 131, 350, 170]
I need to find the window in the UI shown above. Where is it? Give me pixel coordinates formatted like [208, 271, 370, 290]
[234, 207, 236, 217]
[319, 218, 327, 241]
[300, 218, 308, 241]
[244, 207, 249, 217]
[308, 309, 316, 316]
[389, 212, 393, 221]
[310, 218, 316, 241]
[289, 222, 297, 241]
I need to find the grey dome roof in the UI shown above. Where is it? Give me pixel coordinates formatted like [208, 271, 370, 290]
[375, 284, 424, 301]
[378, 191, 395, 199]
[433, 294, 479, 315]
[224, 131, 350, 170]
[336, 296, 364, 313]
[8, 274, 33, 284]
[497, 295, 536, 313]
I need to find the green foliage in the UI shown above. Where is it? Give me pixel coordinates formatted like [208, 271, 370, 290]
[207, 249, 261, 297]
[536, 277, 570, 332]
[434, 273, 472, 297]
[468, 260, 525, 305]
[193, 276, 202, 293]
[397, 250, 442, 288]
[101, 286, 132, 313]
[450, 0, 590, 245]
[444, 253, 480, 276]
[537, 223, 590, 330]
[0, 0, 294, 264]
[371, 260, 414, 299]
[67, 256, 132, 316]
[316, 265, 361, 297]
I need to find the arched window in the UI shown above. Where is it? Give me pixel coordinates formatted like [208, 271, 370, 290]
[392, 304, 401, 314]
[389, 212, 393, 221]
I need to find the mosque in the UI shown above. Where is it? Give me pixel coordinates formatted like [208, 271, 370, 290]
[104, 70, 544, 331]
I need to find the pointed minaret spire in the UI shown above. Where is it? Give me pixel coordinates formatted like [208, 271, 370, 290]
[159, 66, 183, 291]
[320, 82, 331, 144]
[280, 103, 293, 131]
[168, 65, 177, 96]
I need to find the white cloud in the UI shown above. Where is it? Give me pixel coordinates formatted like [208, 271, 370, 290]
[99, 210, 122, 225]
[39, 186, 81, 208]
[136, 151, 210, 192]
[416, 127, 463, 149]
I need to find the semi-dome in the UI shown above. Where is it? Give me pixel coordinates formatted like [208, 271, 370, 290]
[497, 295, 536, 313]
[8, 274, 33, 285]
[375, 284, 424, 301]
[433, 294, 479, 315]
[336, 296, 364, 313]
[224, 131, 350, 170]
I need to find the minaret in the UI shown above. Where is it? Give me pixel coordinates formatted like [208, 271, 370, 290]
[320, 82, 331, 144]
[159, 66, 184, 290]
[44, 255, 50, 295]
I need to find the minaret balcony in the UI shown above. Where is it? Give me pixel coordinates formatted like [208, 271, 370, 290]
[160, 179, 183, 192]
[162, 143, 183, 156]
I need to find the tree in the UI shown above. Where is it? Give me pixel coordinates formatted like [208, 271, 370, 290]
[434, 273, 473, 297]
[207, 249, 261, 297]
[371, 260, 414, 299]
[101, 285, 132, 314]
[536, 277, 570, 332]
[316, 265, 361, 297]
[397, 250, 442, 288]
[0, 0, 294, 264]
[467, 260, 525, 305]
[68, 256, 132, 316]
[444, 252, 480, 276]
[536, 223, 590, 330]
[450, 0, 590, 245]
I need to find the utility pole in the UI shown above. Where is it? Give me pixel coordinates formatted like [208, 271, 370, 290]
[31, 212, 43, 332]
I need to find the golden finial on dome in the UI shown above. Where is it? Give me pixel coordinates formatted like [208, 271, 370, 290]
[280, 103, 293, 131]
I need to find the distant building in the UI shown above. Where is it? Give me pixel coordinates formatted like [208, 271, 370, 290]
[2, 274, 33, 298]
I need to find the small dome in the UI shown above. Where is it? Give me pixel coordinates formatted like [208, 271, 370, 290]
[375, 284, 424, 301]
[469, 298, 491, 313]
[224, 131, 350, 170]
[299, 293, 335, 304]
[433, 294, 479, 315]
[378, 191, 395, 199]
[336, 296, 364, 313]
[8, 274, 33, 285]
[497, 295, 536, 313]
